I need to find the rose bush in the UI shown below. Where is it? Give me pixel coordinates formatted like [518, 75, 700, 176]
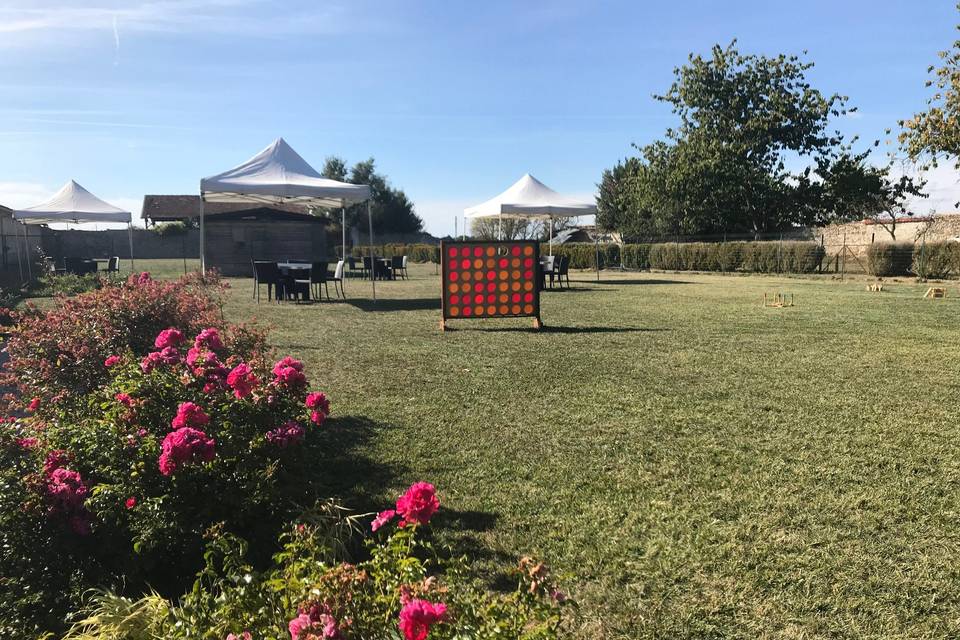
[62, 483, 571, 640]
[0, 322, 334, 635]
[1, 271, 264, 406]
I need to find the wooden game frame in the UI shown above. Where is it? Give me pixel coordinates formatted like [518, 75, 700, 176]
[440, 240, 543, 330]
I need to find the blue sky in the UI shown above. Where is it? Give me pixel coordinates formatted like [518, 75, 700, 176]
[0, 0, 957, 234]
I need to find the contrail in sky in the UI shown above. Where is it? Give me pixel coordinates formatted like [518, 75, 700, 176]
[112, 15, 120, 66]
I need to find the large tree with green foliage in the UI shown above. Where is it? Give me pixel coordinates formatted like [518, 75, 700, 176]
[319, 156, 423, 235]
[900, 5, 960, 169]
[598, 42, 909, 238]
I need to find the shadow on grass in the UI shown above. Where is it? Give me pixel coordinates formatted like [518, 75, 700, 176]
[591, 278, 694, 285]
[346, 297, 441, 312]
[447, 325, 665, 334]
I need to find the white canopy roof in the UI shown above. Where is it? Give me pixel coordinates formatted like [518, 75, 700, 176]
[200, 137, 371, 207]
[14, 180, 132, 224]
[464, 173, 597, 219]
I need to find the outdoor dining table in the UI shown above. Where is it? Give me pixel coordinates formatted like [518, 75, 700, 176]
[277, 262, 312, 302]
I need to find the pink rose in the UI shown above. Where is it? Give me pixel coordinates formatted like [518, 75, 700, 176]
[154, 327, 185, 350]
[170, 401, 210, 430]
[125, 496, 136, 509]
[371, 509, 396, 532]
[398, 599, 447, 640]
[194, 327, 224, 351]
[158, 427, 215, 476]
[305, 392, 330, 425]
[27, 397, 40, 411]
[395, 482, 440, 527]
[104, 355, 120, 367]
[226, 363, 259, 399]
[266, 420, 305, 448]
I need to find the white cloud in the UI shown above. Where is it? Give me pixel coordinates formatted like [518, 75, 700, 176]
[894, 163, 960, 214]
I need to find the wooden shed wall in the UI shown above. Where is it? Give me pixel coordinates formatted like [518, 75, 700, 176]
[205, 221, 328, 276]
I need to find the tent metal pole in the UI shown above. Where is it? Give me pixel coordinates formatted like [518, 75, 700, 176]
[128, 223, 135, 272]
[341, 206, 346, 260]
[199, 194, 206, 274]
[549, 217, 553, 256]
[14, 220, 23, 284]
[498, 214, 502, 241]
[22, 222, 32, 281]
[367, 200, 376, 301]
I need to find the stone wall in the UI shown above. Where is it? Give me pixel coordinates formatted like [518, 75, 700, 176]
[815, 215, 960, 257]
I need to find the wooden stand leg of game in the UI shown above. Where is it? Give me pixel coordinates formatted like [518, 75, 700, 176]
[440, 240, 542, 331]
[924, 287, 946, 299]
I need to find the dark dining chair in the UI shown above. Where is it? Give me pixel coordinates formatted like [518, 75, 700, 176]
[391, 256, 403, 280]
[346, 256, 363, 279]
[540, 255, 555, 289]
[554, 255, 570, 289]
[105, 256, 120, 273]
[329, 260, 346, 299]
[252, 261, 284, 303]
[362, 256, 373, 280]
[310, 261, 329, 300]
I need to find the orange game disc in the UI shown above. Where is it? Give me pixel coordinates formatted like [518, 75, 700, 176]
[511, 304, 521, 314]
[523, 304, 533, 314]
[450, 306, 459, 316]
[498, 282, 508, 292]
[523, 246, 534, 256]
[499, 270, 508, 280]
[499, 304, 508, 314]
[511, 270, 521, 279]
[449, 283, 459, 293]
[474, 305, 484, 316]
[499, 293, 508, 303]
[511, 281, 520, 291]
[487, 305, 496, 315]
[511, 258, 520, 268]
[473, 259, 483, 269]
[486, 258, 495, 269]
[486, 246, 495, 257]
[523, 281, 533, 291]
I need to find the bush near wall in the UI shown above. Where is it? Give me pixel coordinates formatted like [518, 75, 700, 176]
[912, 242, 960, 279]
[866, 243, 914, 277]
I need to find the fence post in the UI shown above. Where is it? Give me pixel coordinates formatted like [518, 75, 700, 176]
[777, 234, 783, 273]
[841, 232, 846, 282]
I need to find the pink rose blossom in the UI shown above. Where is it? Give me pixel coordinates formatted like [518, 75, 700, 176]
[158, 427, 215, 476]
[170, 402, 210, 430]
[15, 437, 38, 449]
[125, 496, 137, 509]
[43, 449, 72, 475]
[226, 633, 252, 640]
[104, 355, 120, 367]
[272, 357, 307, 390]
[227, 363, 259, 399]
[395, 482, 440, 527]
[46, 468, 88, 510]
[305, 392, 330, 425]
[115, 392, 134, 407]
[371, 509, 396, 531]
[398, 599, 447, 640]
[136, 271, 152, 285]
[266, 420, 305, 448]
[154, 327, 185, 350]
[194, 327, 224, 351]
[27, 397, 40, 411]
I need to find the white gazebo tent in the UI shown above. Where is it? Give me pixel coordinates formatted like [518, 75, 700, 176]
[463, 173, 597, 255]
[199, 138, 378, 298]
[13, 180, 134, 279]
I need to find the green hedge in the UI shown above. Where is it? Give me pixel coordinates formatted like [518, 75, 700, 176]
[348, 243, 440, 263]
[912, 242, 960, 279]
[647, 241, 824, 273]
[866, 243, 914, 277]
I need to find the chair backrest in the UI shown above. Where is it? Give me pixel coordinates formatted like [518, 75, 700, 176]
[362, 256, 372, 269]
[334, 260, 345, 280]
[401, 255, 408, 268]
[347, 256, 356, 268]
[544, 256, 555, 271]
[557, 256, 569, 274]
[108, 256, 120, 270]
[311, 261, 328, 283]
[391, 255, 403, 269]
[253, 261, 281, 281]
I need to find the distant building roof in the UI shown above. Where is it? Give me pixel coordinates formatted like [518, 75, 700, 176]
[142, 194, 311, 222]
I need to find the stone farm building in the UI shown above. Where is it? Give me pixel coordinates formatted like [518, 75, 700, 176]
[142, 195, 332, 276]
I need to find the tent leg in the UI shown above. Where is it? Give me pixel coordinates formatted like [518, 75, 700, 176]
[498, 214, 502, 241]
[128, 224, 135, 272]
[199, 196, 206, 275]
[341, 206, 346, 261]
[14, 220, 23, 285]
[368, 200, 376, 302]
[549, 218, 553, 256]
[22, 222, 32, 282]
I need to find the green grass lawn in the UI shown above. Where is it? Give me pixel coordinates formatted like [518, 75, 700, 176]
[184, 263, 960, 637]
